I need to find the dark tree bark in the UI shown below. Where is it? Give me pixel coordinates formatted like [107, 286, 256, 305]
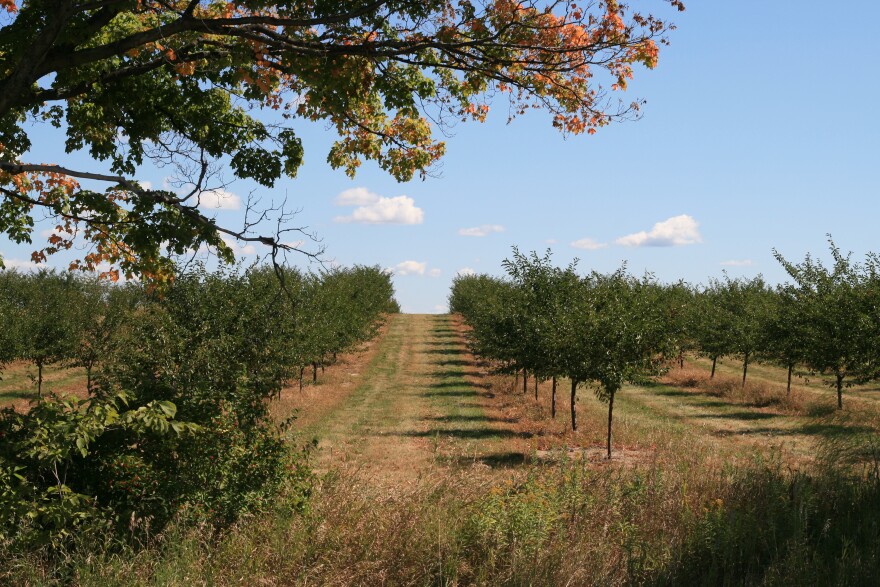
[534, 376, 538, 401]
[312, 362, 318, 383]
[836, 372, 844, 409]
[786, 363, 793, 395]
[710, 356, 717, 379]
[551, 376, 557, 419]
[606, 389, 616, 459]
[523, 368, 528, 395]
[37, 360, 44, 398]
[742, 352, 750, 389]
[570, 379, 578, 431]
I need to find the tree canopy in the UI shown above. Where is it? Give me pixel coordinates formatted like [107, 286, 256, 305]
[0, 0, 682, 281]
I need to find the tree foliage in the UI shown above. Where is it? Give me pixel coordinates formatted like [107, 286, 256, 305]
[0, 0, 683, 281]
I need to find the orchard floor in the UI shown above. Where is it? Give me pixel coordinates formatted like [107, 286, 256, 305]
[8, 314, 880, 586]
[276, 314, 880, 485]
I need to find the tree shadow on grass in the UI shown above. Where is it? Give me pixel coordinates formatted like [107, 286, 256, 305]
[423, 389, 494, 399]
[0, 389, 33, 401]
[433, 369, 485, 380]
[423, 347, 467, 356]
[798, 423, 876, 438]
[439, 359, 474, 368]
[422, 340, 465, 347]
[424, 414, 518, 424]
[453, 452, 532, 468]
[400, 428, 533, 440]
[692, 411, 778, 421]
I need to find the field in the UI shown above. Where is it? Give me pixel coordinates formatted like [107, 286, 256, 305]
[6, 313, 880, 585]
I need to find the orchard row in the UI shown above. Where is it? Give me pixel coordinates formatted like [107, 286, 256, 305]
[449, 242, 880, 457]
[0, 264, 397, 550]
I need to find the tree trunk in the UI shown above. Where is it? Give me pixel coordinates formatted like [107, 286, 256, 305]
[786, 363, 793, 396]
[86, 365, 92, 394]
[37, 361, 43, 398]
[570, 379, 578, 431]
[514, 368, 520, 394]
[523, 368, 528, 395]
[742, 352, 749, 389]
[837, 373, 844, 410]
[606, 389, 616, 460]
[679, 351, 684, 369]
[710, 356, 717, 379]
[534, 376, 538, 401]
[551, 376, 557, 419]
[312, 362, 318, 383]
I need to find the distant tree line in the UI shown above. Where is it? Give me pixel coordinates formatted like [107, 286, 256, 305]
[449, 240, 880, 456]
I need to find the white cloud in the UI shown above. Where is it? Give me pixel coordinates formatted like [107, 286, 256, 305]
[140, 181, 152, 190]
[198, 188, 241, 211]
[615, 214, 702, 247]
[428, 268, 441, 278]
[570, 237, 608, 250]
[456, 267, 476, 276]
[39, 227, 74, 239]
[458, 224, 504, 237]
[434, 304, 448, 313]
[220, 235, 257, 256]
[334, 187, 381, 207]
[391, 260, 427, 276]
[720, 259, 753, 267]
[333, 190, 424, 225]
[1, 258, 47, 271]
[546, 238, 558, 245]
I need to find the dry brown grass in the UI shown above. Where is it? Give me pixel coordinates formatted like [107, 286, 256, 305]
[663, 366, 805, 414]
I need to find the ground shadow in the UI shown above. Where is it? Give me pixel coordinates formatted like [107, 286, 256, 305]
[424, 414, 518, 424]
[423, 389, 493, 399]
[439, 359, 474, 368]
[692, 411, 778, 421]
[433, 369, 485, 380]
[423, 347, 467, 356]
[400, 427, 533, 440]
[0, 389, 33, 401]
[422, 340, 466, 348]
[453, 452, 531, 468]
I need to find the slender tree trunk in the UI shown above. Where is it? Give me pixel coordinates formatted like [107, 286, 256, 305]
[679, 351, 684, 369]
[570, 379, 578, 431]
[321, 362, 325, 374]
[710, 356, 717, 379]
[837, 373, 844, 409]
[523, 368, 528, 395]
[606, 389, 616, 460]
[86, 365, 92, 394]
[551, 376, 557, 419]
[786, 363, 793, 396]
[37, 360, 43, 398]
[742, 352, 749, 389]
[313, 362, 318, 383]
[534, 376, 538, 401]
[514, 368, 520, 394]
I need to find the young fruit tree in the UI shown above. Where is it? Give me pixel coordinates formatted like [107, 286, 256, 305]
[0, 0, 683, 281]
[774, 240, 880, 409]
[581, 270, 673, 458]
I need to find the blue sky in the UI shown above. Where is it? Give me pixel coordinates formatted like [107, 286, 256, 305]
[3, 1, 880, 312]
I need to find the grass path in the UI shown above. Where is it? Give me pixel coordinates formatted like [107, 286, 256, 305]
[302, 314, 516, 482]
